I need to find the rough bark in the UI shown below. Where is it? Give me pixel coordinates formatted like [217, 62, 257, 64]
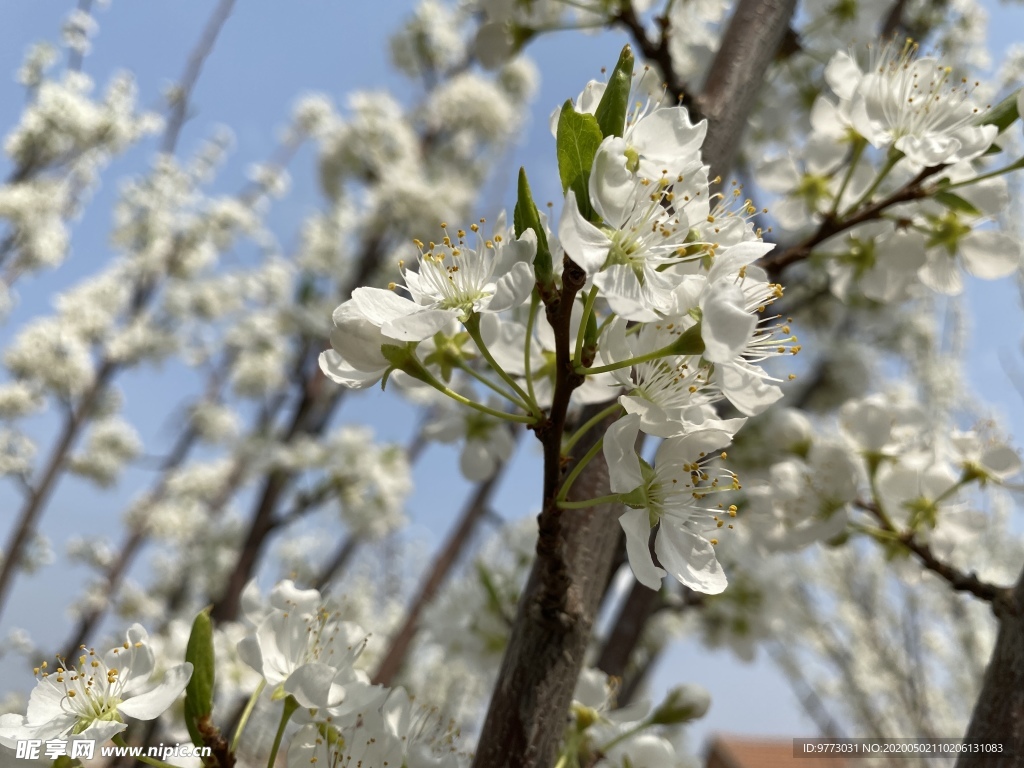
[471, 404, 623, 768]
[956, 568, 1024, 768]
[694, 0, 799, 182]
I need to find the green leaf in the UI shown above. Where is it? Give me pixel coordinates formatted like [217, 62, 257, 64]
[556, 103, 604, 222]
[183, 608, 215, 750]
[514, 167, 554, 290]
[934, 190, 982, 217]
[594, 45, 634, 139]
[974, 88, 1021, 132]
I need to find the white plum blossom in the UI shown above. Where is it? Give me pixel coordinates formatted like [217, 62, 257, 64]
[423, 397, 517, 481]
[822, 221, 927, 303]
[947, 429, 1021, 484]
[558, 107, 712, 320]
[604, 414, 738, 594]
[0, 625, 191, 746]
[828, 46, 998, 166]
[321, 216, 536, 390]
[237, 580, 381, 711]
[745, 441, 860, 550]
[913, 169, 1021, 295]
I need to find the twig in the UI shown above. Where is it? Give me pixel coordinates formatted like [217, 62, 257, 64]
[613, 4, 693, 109]
[758, 165, 942, 278]
[161, 0, 237, 154]
[371, 454, 512, 686]
[857, 499, 1018, 617]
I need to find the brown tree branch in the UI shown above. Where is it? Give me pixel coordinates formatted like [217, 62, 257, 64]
[161, 0, 237, 154]
[694, 0, 798, 182]
[372, 462, 509, 686]
[757, 164, 943, 278]
[613, 4, 693, 109]
[858, 500, 1018, 617]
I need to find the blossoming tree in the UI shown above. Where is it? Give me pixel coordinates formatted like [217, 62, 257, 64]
[0, 1, 1023, 767]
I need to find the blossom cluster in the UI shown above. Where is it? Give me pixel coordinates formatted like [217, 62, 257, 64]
[321, 54, 798, 596]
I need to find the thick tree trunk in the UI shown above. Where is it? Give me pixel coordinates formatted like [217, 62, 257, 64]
[956, 568, 1024, 768]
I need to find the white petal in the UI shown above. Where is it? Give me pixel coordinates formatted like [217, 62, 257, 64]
[715, 362, 783, 416]
[655, 524, 727, 594]
[382, 308, 459, 341]
[589, 137, 635, 224]
[350, 287, 418, 325]
[76, 720, 127, 745]
[488, 261, 535, 312]
[981, 445, 1022, 479]
[603, 414, 643, 494]
[620, 395, 683, 438]
[270, 580, 322, 613]
[619, 508, 665, 590]
[919, 253, 964, 295]
[236, 635, 264, 676]
[558, 190, 611, 275]
[285, 663, 343, 709]
[318, 351, 383, 389]
[960, 230, 1020, 280]
[706, 241, 774, 283]
[594, 265, 661, 322]
[701, 282, 755, 363]
[824, 51, 861, 102]
[117, 663, 193, 721]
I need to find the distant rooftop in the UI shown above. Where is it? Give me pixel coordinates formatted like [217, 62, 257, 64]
[706, 736, 851, 768]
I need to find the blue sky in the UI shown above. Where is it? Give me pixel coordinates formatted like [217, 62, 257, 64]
[1, 0, 1023, 750]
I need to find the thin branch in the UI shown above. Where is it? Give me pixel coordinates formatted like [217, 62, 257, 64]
[161, 0, 237, 154]
[65, 0, 95, 73]
[758, 165, 943, 278]
[857, 500, 1018, 617]
[371, 459, 511, 686]
[313, 534, 362, 592]
[613, 4, 693, 109]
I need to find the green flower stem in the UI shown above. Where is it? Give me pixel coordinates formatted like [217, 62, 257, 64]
[562, 402, 623, 454]
[597, 720, 652, 755]
[575, 342, 677, 376]
[267, 695, 299, 768]
[557, 493, 623, 509]
[828, 138, 867, 216]
[465, 314, 542, 419]
[556, 437, 604, 503]
[941, 156, 1024, 190]
[455, 359, 531, 411]
[418, 364, 538, 424]
[110, 736, 181, 768]
[231, 679, 266, 751]
[524, 293, 540, 410]
[843, 149, 902, 215]
[573, 286, 599, 367]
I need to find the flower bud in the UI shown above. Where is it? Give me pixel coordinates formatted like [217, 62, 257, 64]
[648, 684, 710, 725]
